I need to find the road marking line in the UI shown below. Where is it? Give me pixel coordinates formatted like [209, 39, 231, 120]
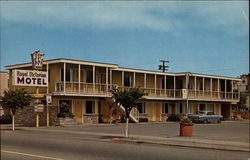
[1, 150, 64, 160]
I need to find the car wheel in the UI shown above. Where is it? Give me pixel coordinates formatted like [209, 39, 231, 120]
[204, 120, 208, 124]
[217, 120, 221, 123]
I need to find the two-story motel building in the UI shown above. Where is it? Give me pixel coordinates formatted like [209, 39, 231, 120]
[5, 58, 240, 126]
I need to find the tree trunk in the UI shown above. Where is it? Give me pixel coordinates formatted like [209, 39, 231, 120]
[125, 117, 129, 138]
[12, 115, 15, 131]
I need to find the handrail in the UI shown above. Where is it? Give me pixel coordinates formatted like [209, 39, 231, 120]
[54, 82, 239, 100]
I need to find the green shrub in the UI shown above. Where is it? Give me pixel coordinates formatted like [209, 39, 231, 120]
[57, 112, 74, 118]
[0, 114, 12, 124]
[181, 118, 192, 124]
[167, 114, 181, 122]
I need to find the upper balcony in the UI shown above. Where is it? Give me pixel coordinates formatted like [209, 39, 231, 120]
[53, 82, 239, 101]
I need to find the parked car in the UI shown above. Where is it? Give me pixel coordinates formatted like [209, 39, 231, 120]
[188, 110, 223, 123]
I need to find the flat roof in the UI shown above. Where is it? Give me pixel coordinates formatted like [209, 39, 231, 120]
[5, 58, 241, 80]
[5, 58, 119, 69]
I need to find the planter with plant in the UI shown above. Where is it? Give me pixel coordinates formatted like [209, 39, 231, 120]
[179, 118, 193, 136]
[57, 102, 75, 125]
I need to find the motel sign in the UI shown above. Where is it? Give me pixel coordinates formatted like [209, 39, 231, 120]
[12, 69, 48, 87]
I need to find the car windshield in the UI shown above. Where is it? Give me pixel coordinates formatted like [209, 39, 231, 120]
[197, 111, 205, 114]
[207, 112, 214, 115]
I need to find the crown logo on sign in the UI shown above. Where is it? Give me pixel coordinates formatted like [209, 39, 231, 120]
[31, 50, 44, 70]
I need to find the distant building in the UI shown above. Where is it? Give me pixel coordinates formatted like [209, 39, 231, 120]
[239, 74, 250, 109]
[0, 71, 9, 115]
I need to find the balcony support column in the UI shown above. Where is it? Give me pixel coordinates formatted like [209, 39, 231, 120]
[106, 67, 109, 92]
[225, 80, 227, 99]
[155, 74, 157, 95]
[122, 71, 124, 87]
[217, 79, 220, 99]
[202, 77, 205, 97]
[174, 76, 176, 98]
[231, 80, 233, 99]
[194, 76, 197, 97]
[133, 72, 136, 87]
[63, 63, 66, 94]
[78, 64, 81, 94]
[210, 78, 212, 98]
[94, 100, 98, 115]
[144, 73, 147, 88]
[164, 75, 166, 96]
[93, 66, 95, 94]
[185, 74, 188, 89]
[110, 70, 112, 87]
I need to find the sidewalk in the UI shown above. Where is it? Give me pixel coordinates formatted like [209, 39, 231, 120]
[10, 126, 249, 152]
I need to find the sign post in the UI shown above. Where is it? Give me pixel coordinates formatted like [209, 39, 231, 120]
[45, 62, 50, 127]
[31, 50, 45, 128]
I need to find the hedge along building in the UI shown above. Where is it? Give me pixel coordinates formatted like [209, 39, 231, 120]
[5, 57, 241, 126]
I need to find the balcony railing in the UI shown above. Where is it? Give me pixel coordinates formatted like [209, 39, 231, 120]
[55, 82, 116, 95]
[54, 82, 239, 100]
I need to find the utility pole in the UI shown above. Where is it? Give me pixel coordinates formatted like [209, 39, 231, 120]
[158, 60, 169, 72]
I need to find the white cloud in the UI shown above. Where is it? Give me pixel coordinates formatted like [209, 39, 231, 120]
[1, 1, 248, 36]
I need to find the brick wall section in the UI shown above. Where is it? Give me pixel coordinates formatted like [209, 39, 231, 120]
[84, 114, 98, 124]
[15, 105, 59, 126]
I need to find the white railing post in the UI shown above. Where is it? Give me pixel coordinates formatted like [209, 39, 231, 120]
[64, 63, 66, 94]
[78, 64, 81, 94]
[93, 66, 95, 94]
[110, 70, 112, 88]
[122, 71, 124, 87]
[217, 79, 220, 99]
[194, 76, 197, 98]
[155, 74, 157, 96]
[225, 80, 227, 99]
[106, 67, 109, 93]
[210, 78, 212, 98]
[174, 76, 176, 98]
[133, 72, 136, 88]
[202, 77, 205, 97]
[231, 80, 233, 99]
[164, 75, 166, 97]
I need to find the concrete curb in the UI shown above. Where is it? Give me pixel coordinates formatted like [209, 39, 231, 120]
[118, 138, 249, 152]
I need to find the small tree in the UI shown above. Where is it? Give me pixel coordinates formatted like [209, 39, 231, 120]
[111, 88, 147, 138]
[0, 89, 32, 130]
[233, 93, 247, 111]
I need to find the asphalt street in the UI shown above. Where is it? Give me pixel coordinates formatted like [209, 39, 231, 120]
[1, 121, 249, 160]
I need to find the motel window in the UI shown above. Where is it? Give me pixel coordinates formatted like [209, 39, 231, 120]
[207, 104, 214, 112]
[161, 79, 165, 89]
[60, 68, 73, 82]
[137, 103, 146, 114]
[86, 101, 94, 114]
[124, 76, 133, 87]
[179, 103, 183, 114]
[59, 100, 72, 113]
[86, 71, 93, 83]
[199, 80, 203, 90]
[212, 80, 217, 91]
[199, 104, 206, 111]
[166, 79, 171, 89]
[162, 103, 172, 114]
[188, 79, 193, 89]
[177, 79, 183, 89]
[99, 73, 105, 83]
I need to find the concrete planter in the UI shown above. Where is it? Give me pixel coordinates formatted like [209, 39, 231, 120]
[179, 122, 193, 136]
[58, 117, 76, 126]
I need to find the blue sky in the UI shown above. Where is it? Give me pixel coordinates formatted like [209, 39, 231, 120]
[0, 1, 249, 77]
